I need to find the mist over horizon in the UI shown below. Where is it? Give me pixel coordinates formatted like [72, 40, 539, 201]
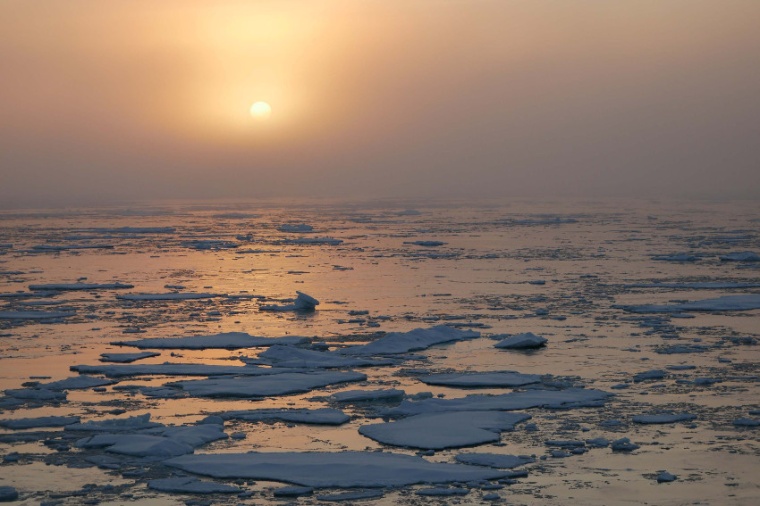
[2, 1, 759, 209]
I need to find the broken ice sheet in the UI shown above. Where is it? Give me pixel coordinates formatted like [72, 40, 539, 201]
[340, 325, 479, 355]
[113, 331, 309, 349]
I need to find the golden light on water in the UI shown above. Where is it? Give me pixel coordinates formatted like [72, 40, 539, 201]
[250, 101, 272, 119]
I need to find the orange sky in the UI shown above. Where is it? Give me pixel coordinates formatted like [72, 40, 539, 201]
[2, 1, 759, 207]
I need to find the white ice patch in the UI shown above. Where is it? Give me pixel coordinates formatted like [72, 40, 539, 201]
[359, 411, 531, 449]
[166, 451, 509, 487]
[260, 291, 319, 312]
[114, 331, 309, 349]
[341, 326, 479, 356]
[171, 371, 367, 398]
[418, 371, 542, 388]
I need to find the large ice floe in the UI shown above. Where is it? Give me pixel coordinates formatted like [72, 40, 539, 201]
[166, 451, 509, 487]
[341, 325, 479, 355]
[418, 371, 542, 388]
[359, 411, 531, 449]
[620, 294, 760, 313]
[244, 344, 394, 368]
[114, 331, 309, 349]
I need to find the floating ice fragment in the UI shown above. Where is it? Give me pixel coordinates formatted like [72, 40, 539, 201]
[65, 413, 161, 432]
[114, 331, 309, 349]
[733, 418, 760, 427]
[166, 451, 509, 487]
[455, 453, 535, 468]
[260, 291, 319, 312]
[494, 333, 547, 350]
[283, 237, 343, 245]
[29, 282, 133, 291]
[278, 223, 314, 233]
[117, 292, 222, 301]
[404, 241, 446, 247]
[416, 487, 469, 496]
[148, 477, 242, 494]
[341, 325, 479, 356]
[633, 369, 666, 382]
[0, 487, 19, 502]
[651, 253, 699, 262]
[359, 411, 531, 450]
[0, 415, 80, 430]
[632, 413, 696, 424]
[619, 294, 760, 313]
[40, 376, 115, 391]
[0, 310, 75, 320]
[316, 490, 385, 501]
[251, 344, 392, 368]
[656, 471, 677, 483]
[720, 252, 760, 262]
[418, 371, 542, 388]
[99, 352, 160, 363]
[171, 371, 367, 398]
[71, 363, 287, 378]
[221, 408, 350, 425]
[611, 438, 639, 452]
[274, 486, 314, 497]
[331, 389, 406, 403]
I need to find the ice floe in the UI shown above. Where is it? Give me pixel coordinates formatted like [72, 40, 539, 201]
[166, 451, 509, 487]
[114, 331, 308, 349]
[278, 223, 314, 233]
[168, 371, 367, 398]
[28, 282, 133, 291]
[220, 408, 350, 425]
[341, 325, 479, 356]
[0, 310, 75, 320]
[117, 292, 222, 301]
[386, 388, 612, 417]
[632, 413, 696, 424]
[619, 294, 760, 313]
[147, 477, 242, 494]
[260, 291, 319, 311]
[65, 413, 162, 432]
[283, 237, 343, 245]
[39, 376, 115, 390]
[494, 332, 548, 349]
[331, 389, 405, 402]
[70, 363, 288, 378]
[99, 351, 160, 363]
[455, 453, 535, 468]
[0, 415, 80, 429]
[418, 371, 542, 388]
[360, 411, 530, 449]
[720, 251, 760, 262]
[248, 345, 394, 369]
[316, 490, 385, 501]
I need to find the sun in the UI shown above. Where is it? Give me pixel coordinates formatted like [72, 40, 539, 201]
[250, 101, 272, 119]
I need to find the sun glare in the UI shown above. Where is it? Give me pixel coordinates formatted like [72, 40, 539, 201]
[250, 101, 272, 119]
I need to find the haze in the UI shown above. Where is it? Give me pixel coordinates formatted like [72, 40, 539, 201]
[2, 1, 759, 208]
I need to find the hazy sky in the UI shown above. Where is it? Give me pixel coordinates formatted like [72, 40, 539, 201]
[2, 1, 759, 208]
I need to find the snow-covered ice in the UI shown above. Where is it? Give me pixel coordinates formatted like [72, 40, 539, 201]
[493, 332, 548, 349]
[418, 371, 542, 388]
[341, 325, 479, 355]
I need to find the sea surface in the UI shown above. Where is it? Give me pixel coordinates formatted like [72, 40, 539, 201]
[0, 199, 758, 505]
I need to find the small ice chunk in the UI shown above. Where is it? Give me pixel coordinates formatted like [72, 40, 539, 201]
[117, 292, 222, 301]
[359, 411, 531, 450]
[260, 291, 319, 312]
[316, 490, 385, 502]
[720, 251, 760, 262]
[404, 241, 446, 247]
[656, 471, 677, 483]
[65, 413, 161, 432]
[148, 477, 242, 494]
[0, 486, 19, 502]
[494, 333, 547, 350]
[283, 237, 343, 245]
[0, 310, 75, 320]
[633, 369, 666, 382]
[733, 418, 760, 427]
[611, 438, 639, 452]
[278, 223, 314, 233]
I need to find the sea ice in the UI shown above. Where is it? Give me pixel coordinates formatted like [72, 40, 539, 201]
[166, 451, 509, 487]
[170, 371, 367, 398]
[493, 333, 548, 349]
[620, 294, 760, 313]
[341, 325, 479, 356]
[39, 376, 115, 390]
[114, 331, 309, 349]
[633, 413, 696, 424]
[221, 408, 350, 425]
[656, 471, 677, 483]
[416, 487, 469, 496]
[386, 388, 612, 416]
[148, 477, 242, 494]
[720, 252, 760, 262]
[633, 369, 667, 382]
[404, 241, 446, 247]
[418, 371, 542, 388]
[454, 453, 535, 468]
[316, 490, 385, 501]
[278, 223, 314, 233]
[71, 363, 287, 378]
[359, 411, 531, 449]
[0, 310, 75, 320]
[250, 344, 393, 368]
[28, 282, 133, 291]
[283, 237, 343, 245]
[260, 291, 319, 311]
[65, 413, 162, 432]
[611, 438, 639, 452]
[116, 292, 222, 301]
[99, 351, 160, 363]
[732, 418, 760, 427]
[331, 389, 406, 403]
[0, 415, 80, 430]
